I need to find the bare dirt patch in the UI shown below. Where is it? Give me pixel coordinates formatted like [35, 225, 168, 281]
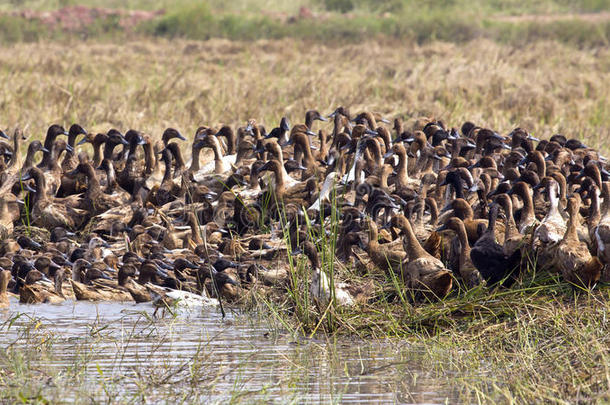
[7, 5, 164, 31]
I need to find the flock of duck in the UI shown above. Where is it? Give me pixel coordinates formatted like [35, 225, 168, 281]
[0, 107, 609, 313]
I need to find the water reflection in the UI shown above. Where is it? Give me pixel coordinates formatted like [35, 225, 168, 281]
[0, 299, 456, 403]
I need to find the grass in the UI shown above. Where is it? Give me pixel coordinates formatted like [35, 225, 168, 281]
[2, 38, 610, 155]
[2, 0, 610, 46]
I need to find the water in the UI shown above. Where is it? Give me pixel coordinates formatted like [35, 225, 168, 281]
[0, 299, 458, 403]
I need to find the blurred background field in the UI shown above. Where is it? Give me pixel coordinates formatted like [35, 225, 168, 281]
[1, 0, 610, 154]
[2, 0, 610, 45]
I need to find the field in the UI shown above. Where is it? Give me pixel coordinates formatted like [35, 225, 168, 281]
[2, 0, 610, 403]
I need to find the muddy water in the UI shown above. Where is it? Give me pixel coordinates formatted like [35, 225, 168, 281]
[1, 299, 458, 403]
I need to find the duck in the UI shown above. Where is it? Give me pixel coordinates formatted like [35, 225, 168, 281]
[193, 133, 237, 177]
[593, 182, 610, 281]
[0, 269, 11, 308]
[68, 162, 125, 216]
[297, 241, 354, 307]
[470, 204, 522, 288]
[392, 214, 453, 299]
[508, 181, 538, 233]
[19, 268, 66, 304]
[556, 196, 602, 288]
[150, 284, 219, 315]
[23, 167, 86, 230]
[365, 217, 405, 275]
[61, 124, 88, 172]
[70, 259, 133, 302]
[436, 217, 482, 288]
[38, 124, 68, 169]
[533, 178, 566, 245]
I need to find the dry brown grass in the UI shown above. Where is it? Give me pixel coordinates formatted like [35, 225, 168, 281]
[2, 38, 610, 153]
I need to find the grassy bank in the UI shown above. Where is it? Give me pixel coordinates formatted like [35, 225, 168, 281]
[2, 289, 610, 403]
[1, 0, 610, 46]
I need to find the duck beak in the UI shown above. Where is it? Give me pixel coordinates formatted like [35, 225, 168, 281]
[41, 146, 50, 153]
[281, 120, 290, 132]
[380, 118, 391, 124]
[291, 247, 303, 255]
[527, 134, 540, 142]
[405, 137, 415, 143]
[65, 144, 74, 153]
[119, 136, 129, 145]
[365, 129, 378, 136]
[19, 171, 32, 182]
[0, 130, 8, 140]
[440, 203, 452, 214]
[76, 137, 89, 146]
[436, 224, 448, 232]
[316, 116, 328, 122]
[62, 130, 69, 136]
[306, 130, 316, 136]
[23, 183, 36, 193]
[327, 111, 337, 118]
[383, 151, 393, 159]
[176, 132, 186, 141]
[185, 260, 199, 269]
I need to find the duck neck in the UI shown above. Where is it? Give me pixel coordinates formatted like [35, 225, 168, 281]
[590, 190, 601, 227]
[455, 220, 471, 260]
[402, 219, 428, 259]
[0, 272, 8, 297]
[367, 140, 383, 169]
[426, 198, 439, 226]
[396, 150, 409, 186]
[547, 186, 560, 217]
[534, 153, 546, 178]
[23, 145, 39, 170]
[487, 207, 498, 236]
[48, 145, 63, 172]
[103, 141, 119, 161]
[601, 187, 610, 220]
[31, 170, 48, 205]
[452, 177, 465, 200]
[10, 132, 22, 168]
[143, 142, 154, 174]
[92, 140, 104, 167]
[83, 164, 102, 193]
[190, 145, 202, 172]
[519, 187, 535, 224]
[565, 207, 579, 241]
[297, 135, 315, 169]
[104, 163, 117, 193]
[271, 164, 285, 194]
[161, 157, 173, 185]
[501, 198, 517, 238]
[40, 132, 57, 167]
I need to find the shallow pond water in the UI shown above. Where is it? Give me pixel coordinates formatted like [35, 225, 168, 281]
[0, 299, 459, 403]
